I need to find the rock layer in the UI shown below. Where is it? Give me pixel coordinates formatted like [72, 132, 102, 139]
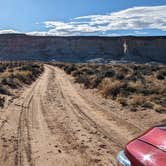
[0, 34, 165, 63]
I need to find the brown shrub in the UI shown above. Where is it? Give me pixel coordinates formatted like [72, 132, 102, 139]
[99, 78, 123, 99]
[0, 96, 5, 108]
[116, 96, 128, 106]
[130, 95, 145, 107]
[155, 106, 166, 114]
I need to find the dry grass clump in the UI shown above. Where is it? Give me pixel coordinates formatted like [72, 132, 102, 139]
[130, 95, 145, 107]
[99, 78, 123, 99]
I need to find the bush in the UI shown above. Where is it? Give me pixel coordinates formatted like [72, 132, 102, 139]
[100, 79, 123, 99]
[116, 96, 127, 106]
[75, 74, 90, 88]
[1, 77, 18, 89]
[142, 102, 154, 109]
[131, 95, 144, 107]
[0, 86, 10, 95]
[80, 67, 96, 75]
[157, 73, 165, 80]
[0, 66, 6, 72]
[155, 106, 166, 114]
[104, 69, 115, 77]
[159, 69, 166, 76]
[64, 65, 77, 74]
[90, 74, 105, 89]
[0, 96, 5, 108]
[116, 73, 125, 80]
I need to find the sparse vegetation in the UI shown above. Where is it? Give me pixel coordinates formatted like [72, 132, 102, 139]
[0, 96, 5, 108]
[0, 61, 44, 108]
[52, 62, 166, 113]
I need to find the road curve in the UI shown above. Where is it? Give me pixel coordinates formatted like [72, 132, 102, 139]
[0, 65, 141, 166]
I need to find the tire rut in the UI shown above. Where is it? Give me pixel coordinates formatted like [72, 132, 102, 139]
[15, 79, 40, 166]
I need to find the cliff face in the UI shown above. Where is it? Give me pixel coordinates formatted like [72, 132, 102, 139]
[122, 37, 166, 63]
[0, 34, 165, 63]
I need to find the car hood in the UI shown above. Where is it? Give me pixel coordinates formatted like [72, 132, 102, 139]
[138, 126, 166, 152]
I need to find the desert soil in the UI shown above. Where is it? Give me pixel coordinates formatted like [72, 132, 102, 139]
[0, 65, 165, 166]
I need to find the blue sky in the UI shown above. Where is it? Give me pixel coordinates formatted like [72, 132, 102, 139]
[0, 0, 166, 36]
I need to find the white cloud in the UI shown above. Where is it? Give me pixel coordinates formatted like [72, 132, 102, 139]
[36, 5, 166, 36]
[0, 29, 19, 34]
[1, 6, 166, 36]
[28, 5, 166, 36]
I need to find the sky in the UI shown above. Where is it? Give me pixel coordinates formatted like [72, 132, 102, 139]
[0, 0, 166, 36]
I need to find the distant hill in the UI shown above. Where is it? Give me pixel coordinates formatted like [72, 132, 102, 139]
[0, 34, 166, 63]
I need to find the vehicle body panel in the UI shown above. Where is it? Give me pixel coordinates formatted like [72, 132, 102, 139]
[125, 139, 166, 166]
[117, 126, 166, 166]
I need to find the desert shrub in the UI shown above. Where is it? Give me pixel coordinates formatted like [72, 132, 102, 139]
[125, 82, 138, 93]
[142, 102, 154, 109]
[104, 69, 115, 78]
[116, 73, 125, 80]
[80, 67, 96, 75]
[1, 76, 18, 89]
[122, 81, 149, 96]
[0, 66, 6, 72]
[121, 67, 129, 74]
[74, 74, 90, 88]
[0, 96, 5, 108]
[90, 73, 105, 88]
[159, 69, 166, 76]
[19, 64, 33, 71]
[116, 96, 127, 106]
[0, 85, 10, 95]
[153, 96, 166, 107]
[155, 106, 166, 114]
[130, 108, 138, 112]
[100, 79, 124, 99]
[64, 64, 77, 74]
[71, 70, 82, 77]
[130, 95, 145, 107]
[19, 63, 43, 76]
[14, 71, 33, 84]
[157, 73, 165, 80]
[140, 88, 156, 95]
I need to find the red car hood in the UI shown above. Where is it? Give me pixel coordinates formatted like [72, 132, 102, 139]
[125, 126, 166, 166]
[139, 126, 166, 152]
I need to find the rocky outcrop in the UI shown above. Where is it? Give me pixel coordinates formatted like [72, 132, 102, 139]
[0, 34, 165, 63]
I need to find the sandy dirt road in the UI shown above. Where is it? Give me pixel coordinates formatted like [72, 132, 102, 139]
[0, 65, 147, 166]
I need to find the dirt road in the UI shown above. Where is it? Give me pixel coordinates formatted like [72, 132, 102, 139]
[0, 65, 149, 166]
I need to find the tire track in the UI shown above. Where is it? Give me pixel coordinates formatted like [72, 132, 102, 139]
[56, 74, 121, 154]
[44, 66, 116, 165]
[53, 66, 131, 144]
[15, 79, 40, 166]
